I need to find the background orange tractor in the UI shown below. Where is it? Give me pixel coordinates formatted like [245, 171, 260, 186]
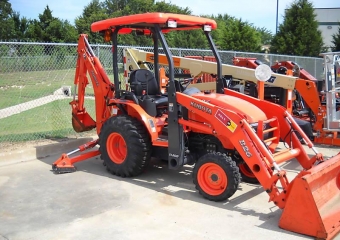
[232, 56, 340, 146]
[52, 13, 340, 239]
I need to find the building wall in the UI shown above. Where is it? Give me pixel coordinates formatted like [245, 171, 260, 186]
[314, 8, 340, 50]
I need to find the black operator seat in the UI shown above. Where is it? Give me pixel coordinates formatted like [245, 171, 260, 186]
[129, 69, 168, 107]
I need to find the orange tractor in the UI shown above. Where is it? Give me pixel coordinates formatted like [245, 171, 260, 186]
[233, 56, 340, 146]
[52, 13, 340, 239]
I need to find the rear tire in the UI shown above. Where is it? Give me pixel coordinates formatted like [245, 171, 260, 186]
[99, 115, 151, 177]
[193, 152, 241, 201]
[238, 163, 260, 184]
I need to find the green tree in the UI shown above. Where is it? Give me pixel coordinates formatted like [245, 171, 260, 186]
[122, 0, 154, 14]
[331, 22, 340, 52]
[255, 27, 273, 45]
[104, 0, 128, 15]
[0, 0, 15, 40]
[169, 30, 208, 49]
[46, 19, 78, 43]
[25, 6, 77, 43]
[25, 19, 43, 41]
[75, 0, 108, 43]
[213, 14, 262, 52]
[38, 5, 57, 42]
[152, 1, 197, 48]
[270, 0, 323, 56]
[12, 12, 30, 40]
[77, 0, 196, 46]
[152, 0, 191, 14]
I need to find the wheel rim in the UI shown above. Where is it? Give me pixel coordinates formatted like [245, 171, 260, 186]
[239, 163, 255, 178]
[107, 133, 127, 164]
[197, 163, 227, 196]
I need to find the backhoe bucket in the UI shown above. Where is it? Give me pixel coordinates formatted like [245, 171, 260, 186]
[72, 111, 96, 133]
[279, 154, 340, 239]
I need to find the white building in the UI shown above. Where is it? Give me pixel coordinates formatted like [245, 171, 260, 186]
[314, 8, 340, 50]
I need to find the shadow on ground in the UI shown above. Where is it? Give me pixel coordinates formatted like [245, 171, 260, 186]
[36, 143, 314, 239]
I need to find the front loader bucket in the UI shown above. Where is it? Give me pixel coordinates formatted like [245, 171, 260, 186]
[279, 155, 340, 239]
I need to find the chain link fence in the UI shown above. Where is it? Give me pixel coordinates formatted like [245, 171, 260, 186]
[0, 42, 324, 145]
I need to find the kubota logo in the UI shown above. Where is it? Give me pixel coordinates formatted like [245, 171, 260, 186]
[91, 70, 99, 87]
[190, 101, 212, 115]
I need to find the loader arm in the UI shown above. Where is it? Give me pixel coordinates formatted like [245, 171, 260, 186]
[175, 91, 326, 209]
[71, 34, 114, 134]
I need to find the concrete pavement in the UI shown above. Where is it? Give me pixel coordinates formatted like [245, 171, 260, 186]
[0, 140, 340, 240]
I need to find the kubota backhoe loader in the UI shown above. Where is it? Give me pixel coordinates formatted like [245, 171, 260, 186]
[52, 13, 340, 239]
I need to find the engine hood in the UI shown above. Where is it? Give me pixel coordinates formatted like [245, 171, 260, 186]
[191, 92, 267, 123]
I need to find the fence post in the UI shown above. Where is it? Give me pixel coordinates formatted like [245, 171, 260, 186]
[314, 59, 317, 78]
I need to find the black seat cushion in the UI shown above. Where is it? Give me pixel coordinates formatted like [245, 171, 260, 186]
[129, 69, 160, 96]
[129, 69, 169, 108]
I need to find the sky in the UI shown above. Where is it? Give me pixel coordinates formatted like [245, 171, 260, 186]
[9, 0, 340, 33]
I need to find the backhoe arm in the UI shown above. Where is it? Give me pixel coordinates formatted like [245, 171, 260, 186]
[71, 34, 114, 134]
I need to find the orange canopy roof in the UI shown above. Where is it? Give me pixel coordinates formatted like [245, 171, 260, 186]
[91, 12, 217, 33]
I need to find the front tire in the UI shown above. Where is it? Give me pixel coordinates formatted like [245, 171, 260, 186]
[193, 152, 241, 201]
[99, 115, 151, 177]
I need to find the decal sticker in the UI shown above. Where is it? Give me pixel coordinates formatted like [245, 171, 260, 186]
[215, 109, 237, 132]
[266, 76, 276, 83]
[169, 153, 179, 158]
[148, 119, 156, 133]
[90, 70, 99, 86]
[146, 53, 181, 67]
[169, 103, 174, 112]
[239, 140, 252, 158]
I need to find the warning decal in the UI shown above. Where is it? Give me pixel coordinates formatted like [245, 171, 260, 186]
[215, 109, 237, 132]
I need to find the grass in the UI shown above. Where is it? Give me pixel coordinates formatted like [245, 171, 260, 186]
[0, 66, 126, 144]
[0, 69, 76, 108]
[0, 68, 123, 109]
[0, 98, 96, 143]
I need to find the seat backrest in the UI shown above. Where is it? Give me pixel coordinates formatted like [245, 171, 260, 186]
[129, 69, 160, 96]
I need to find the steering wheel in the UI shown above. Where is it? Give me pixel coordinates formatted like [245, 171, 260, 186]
[178, 77, 195, 90]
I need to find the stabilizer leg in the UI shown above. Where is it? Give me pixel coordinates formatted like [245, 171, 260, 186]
[52, 139, 100, 174]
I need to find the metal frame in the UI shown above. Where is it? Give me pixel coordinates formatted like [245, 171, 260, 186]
[320, 52, 340, 130]
[109, 23, 223, 168]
